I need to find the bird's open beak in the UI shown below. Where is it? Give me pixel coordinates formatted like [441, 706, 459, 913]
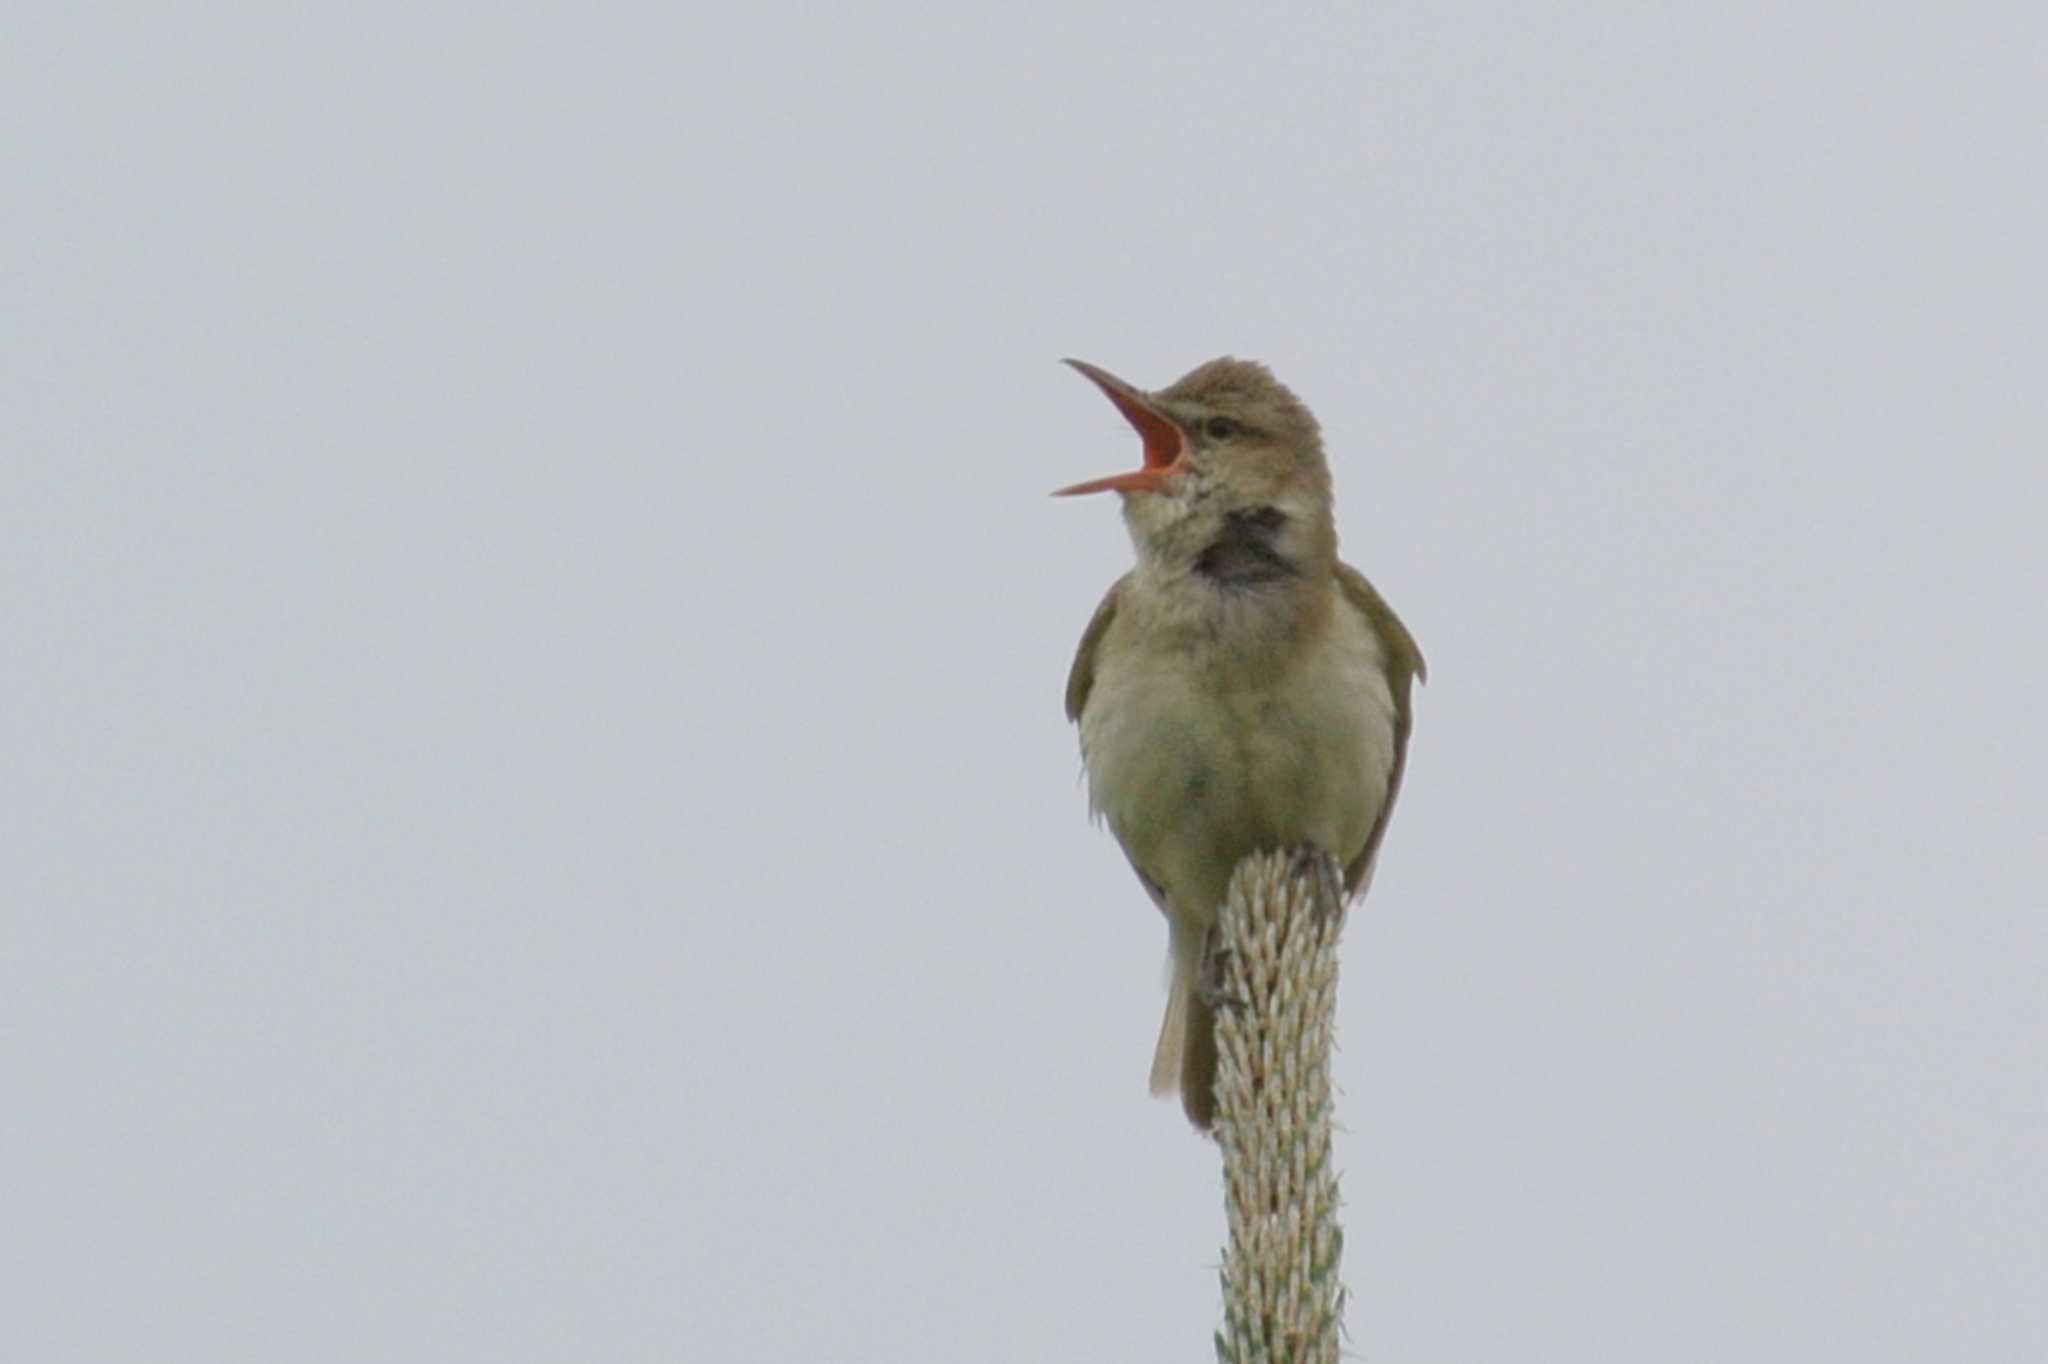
[1053, 359, 1188, 496]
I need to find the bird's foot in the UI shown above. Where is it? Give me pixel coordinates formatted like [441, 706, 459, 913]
[1289, 844, 1345, 922]
[1197, 939, 1246, 1013]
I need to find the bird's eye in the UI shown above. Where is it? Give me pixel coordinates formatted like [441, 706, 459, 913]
[1202, 416, 1239, 441]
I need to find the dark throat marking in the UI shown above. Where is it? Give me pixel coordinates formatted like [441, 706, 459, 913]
[1195, 505, 1296, 589]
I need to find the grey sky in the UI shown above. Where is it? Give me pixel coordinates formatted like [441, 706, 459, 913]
[7, 5, 2044, 1361]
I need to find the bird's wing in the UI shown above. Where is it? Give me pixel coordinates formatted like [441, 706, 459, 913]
[1335, 563, 1427, 897]
[1065, 575, 1174, 920]
[1064, 573, 1129, 723]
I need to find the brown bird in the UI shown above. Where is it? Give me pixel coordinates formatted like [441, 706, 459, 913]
[1057, 357, 1425, 1132]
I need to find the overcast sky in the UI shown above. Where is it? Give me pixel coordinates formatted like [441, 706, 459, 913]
[7, 5, 2045, 1362]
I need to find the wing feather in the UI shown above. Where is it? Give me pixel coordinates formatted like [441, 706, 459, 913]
[1335, 563, 1426, 896]
[1064, 574, 1129, 723]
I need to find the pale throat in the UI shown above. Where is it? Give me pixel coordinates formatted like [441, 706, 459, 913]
[1123, 500, 1335, 670]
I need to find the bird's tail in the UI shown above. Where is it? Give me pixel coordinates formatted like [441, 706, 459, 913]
[1150, 926, 1218, 1132]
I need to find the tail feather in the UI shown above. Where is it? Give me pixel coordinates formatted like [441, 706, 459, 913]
[1180, 991, 1218, 1131]
[1149, 974, 1186, 1098]
[1150, 938, 1219, 1132]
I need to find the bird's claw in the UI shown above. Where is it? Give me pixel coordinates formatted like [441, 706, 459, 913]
[1290, 844, 1345, 921]
[1198, 940, 1246, 1012]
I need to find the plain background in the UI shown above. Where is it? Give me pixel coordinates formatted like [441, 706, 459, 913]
[7, 5, 2044, 1361]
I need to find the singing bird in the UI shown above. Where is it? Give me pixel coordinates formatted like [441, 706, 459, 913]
[1057, 357, 1425, 1132]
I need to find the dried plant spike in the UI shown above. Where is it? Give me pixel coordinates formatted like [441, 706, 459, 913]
[1213, 847, 1348, 1364]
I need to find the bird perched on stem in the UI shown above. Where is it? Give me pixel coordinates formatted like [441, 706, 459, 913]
[1057, 357, 1425, 1133]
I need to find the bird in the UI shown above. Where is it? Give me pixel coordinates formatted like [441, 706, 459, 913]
[1056, 356, 1425, 1133]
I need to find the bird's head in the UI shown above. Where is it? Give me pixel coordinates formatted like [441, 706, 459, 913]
[1056, 357, 1336, 580]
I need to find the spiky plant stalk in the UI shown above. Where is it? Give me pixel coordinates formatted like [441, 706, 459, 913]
[1212, 847, 1348, 1364]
